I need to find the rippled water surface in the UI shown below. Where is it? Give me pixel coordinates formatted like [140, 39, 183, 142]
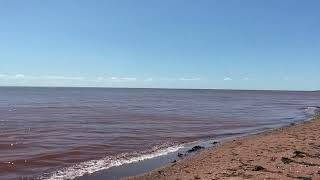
[0, 87, 319, 179]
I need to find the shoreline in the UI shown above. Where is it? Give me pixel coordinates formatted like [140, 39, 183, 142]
[129, 116, 320, 179]
[75, 125, 287, 180]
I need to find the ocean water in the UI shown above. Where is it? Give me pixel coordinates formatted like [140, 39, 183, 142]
[0, 87, 319, 179]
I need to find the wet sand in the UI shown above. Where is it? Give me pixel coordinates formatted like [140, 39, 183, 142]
[130, 116, 320, 180]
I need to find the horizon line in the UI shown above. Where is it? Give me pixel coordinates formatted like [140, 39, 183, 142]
[0, 85, 317, 92]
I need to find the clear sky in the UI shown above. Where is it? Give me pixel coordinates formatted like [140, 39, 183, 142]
[0, 0, 319, 90]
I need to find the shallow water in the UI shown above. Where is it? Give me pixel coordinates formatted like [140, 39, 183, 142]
[0, 87, 319, 179]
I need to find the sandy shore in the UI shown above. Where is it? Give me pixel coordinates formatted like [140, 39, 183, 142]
[129, 116, 320, 180]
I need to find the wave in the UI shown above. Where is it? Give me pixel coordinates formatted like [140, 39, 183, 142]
[39, 106, 320, 180]
[303, 106, 320, 116]
[39, 143, 184, 180]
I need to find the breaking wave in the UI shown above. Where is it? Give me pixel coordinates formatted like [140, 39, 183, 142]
[303, 106, 320, 116]
[39, 144, 184, 180]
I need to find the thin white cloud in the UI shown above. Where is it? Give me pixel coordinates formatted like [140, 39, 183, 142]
[0, 74, 26, 80]
[0, 74, 204, 84]
[179, 78, 201, 81]
[110, 77, 137, 81]
[144, 78, 153, 82]
[95, 77, 104, 82]
[223, 77, 232, 81]
[0, 74, 8, 78]
[159, 77, 201, 81]
[40, 75, 85, 80]
[0, 74, 85, 81]
[15, 74, 25, 79]
[121, 77, 137, 81]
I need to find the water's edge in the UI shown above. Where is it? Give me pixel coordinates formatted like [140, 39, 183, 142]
[40, 106, 320, 180]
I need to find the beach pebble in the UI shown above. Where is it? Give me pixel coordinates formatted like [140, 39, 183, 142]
[281, 157, 294, 164]
[253, 165, 265, 171]
[212, 141, 219, 145]
[187, 146, 204, 153]
[177, 153, 184, 157]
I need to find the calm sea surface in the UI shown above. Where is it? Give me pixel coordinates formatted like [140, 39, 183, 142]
[0, 87, 319, 179]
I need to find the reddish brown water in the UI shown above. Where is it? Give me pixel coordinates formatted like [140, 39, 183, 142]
[0, 87, 319, 179]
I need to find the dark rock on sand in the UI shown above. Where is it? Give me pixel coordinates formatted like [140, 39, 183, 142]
[177, 153, 184, 157]
[212, 141, 219, 145]
[253, 165, 265, 171]
[187, 146, 204, 153]
[194, 175, 201, 179]
[293, 150, 306, 158]
[281, 157, 294, 164]
[297, 177, 312, 180]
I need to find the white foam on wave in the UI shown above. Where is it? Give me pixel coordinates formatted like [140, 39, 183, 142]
[304, 106, 320, 116]
[40, 144, 183, 180]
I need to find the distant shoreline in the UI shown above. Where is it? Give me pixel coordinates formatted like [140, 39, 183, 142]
[129, 116, 320, 179]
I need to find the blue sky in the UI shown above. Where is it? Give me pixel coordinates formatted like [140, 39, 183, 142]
[0, 0, 319, 90]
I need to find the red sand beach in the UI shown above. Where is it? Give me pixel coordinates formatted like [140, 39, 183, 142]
[130, 116, 320, 180]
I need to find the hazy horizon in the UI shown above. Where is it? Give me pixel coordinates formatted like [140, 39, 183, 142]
[0, 85, 319, 92]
